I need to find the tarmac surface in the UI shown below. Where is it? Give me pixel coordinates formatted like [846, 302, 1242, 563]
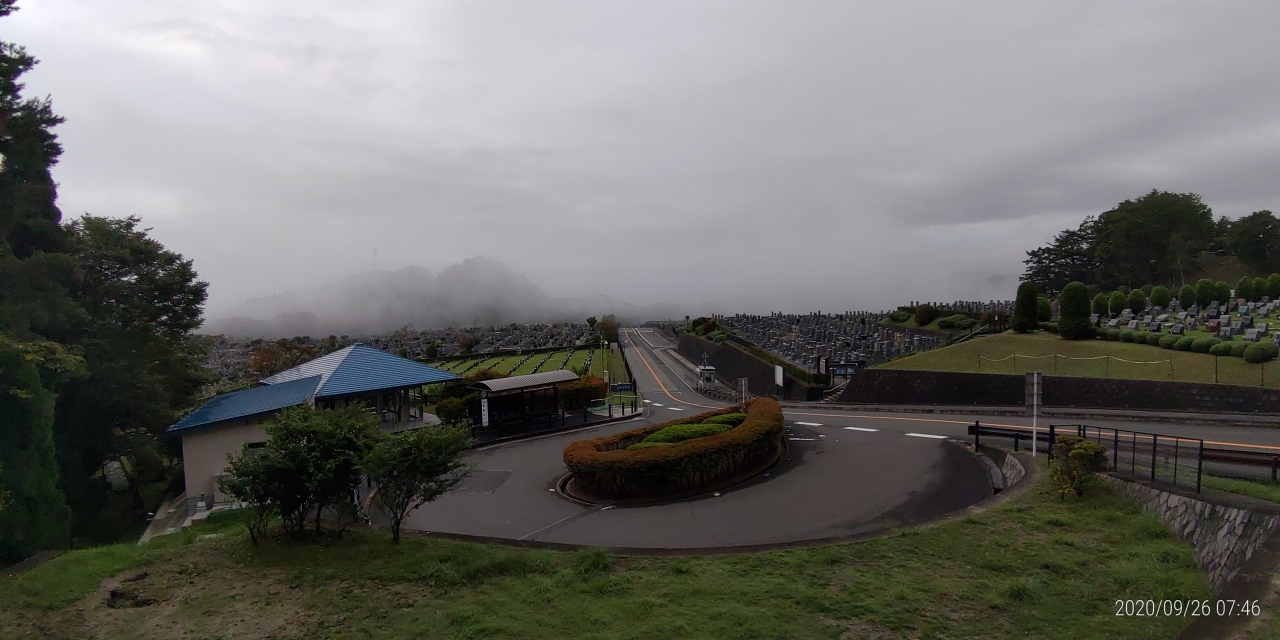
[399, 328, 993, 549]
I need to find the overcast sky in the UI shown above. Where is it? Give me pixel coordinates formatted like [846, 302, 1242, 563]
[8, 1, 1280, 316]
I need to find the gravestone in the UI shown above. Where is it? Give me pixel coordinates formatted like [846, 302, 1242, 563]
[1156, 314, 1170, 323]
[1147, 322, 1161, 331]
[1206, 319, 1221, 332]
[1241, 316, 1254, 328]
[1127, 320, 1140, 330]
[1244, 329, 1261, 342]
[1219, 327, 1235, 339]
[1171, 324, 1186, 335]
[1090, 313, 1100, 325]
[1107, 318, 1121, 328]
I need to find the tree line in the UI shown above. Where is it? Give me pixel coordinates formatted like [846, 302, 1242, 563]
[0, 2, 208, 562]
[1023, 190, 1279, 294]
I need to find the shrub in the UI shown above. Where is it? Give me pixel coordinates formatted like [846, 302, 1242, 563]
[1127, 289, 1147, 314]
[1037, 297, 1052, 322]
[1049, 435, 1109, 499]
[1231, 341, 1249, 357]
[1173, 337, 1195, 351]
[937, 314, 976, 330]
[1216, 281, 1232, 305]
[1134, 331, 1151, 344]
[435, 397, 470, 425]
[558, 375, 607, 410]
[1190, 337, 1219, 354]
[886, 310, 910, 323]
[1196, 279, 1218, 307]
[626, 441, 671, 451]
[1091, 293, 1109, 316]
[914, 304, 940, 326]
[1209, 341, 1235, 356]
[1149, 285, 1171, 309]
[1158, 335, 1178, 349]
[1120, 330, 1137, 343]
[1012, 282, 1040, 333]
[1236, 276, 1255, 302]
[1253, 277, 1267, 302]
[563, 399, 785, 501]
[1244, 340, 1279, 364]
[1269, 273, 1280, 300]
[1145, 333, 1162, 346]
[1109, 291, 1128, 315]
[704, 413, 747, 426]
[643, 423, 733, 444]
[1178, 284, 1196, 309]
[1106, 329, 1121, 341]
[1040, 322, 1058, 333]
[1058, 282, 1094, 340]
[364, 425, 472, 544]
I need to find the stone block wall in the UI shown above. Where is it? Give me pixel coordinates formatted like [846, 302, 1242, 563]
[1001, 452, 1026, 488]
[1103, 477, 1280, 591]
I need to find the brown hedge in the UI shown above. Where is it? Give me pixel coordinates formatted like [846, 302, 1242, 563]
[562, 398, 785, 500]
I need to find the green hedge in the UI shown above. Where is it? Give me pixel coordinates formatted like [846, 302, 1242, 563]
[1231, 342, 1249, 357]
[1106, 329, 1121, 341]
[1173, 337, 1195, 351]
[1190, 337, 1219, 354]
[1120, 330, 1138, 343]
[1209, 341, 1235, 357]
[937, 314, 976, 330]
[563, 399, 785, 501]
[1244, 341, 1279, 364]
[1159, 335, 1178, 349]
[641, 423, 733, 445]
[1145, 333, 1162, 346]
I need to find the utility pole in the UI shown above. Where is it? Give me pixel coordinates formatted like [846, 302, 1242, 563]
[1026, 371, 1043, 456]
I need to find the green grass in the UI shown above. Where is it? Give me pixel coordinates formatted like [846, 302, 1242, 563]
[881, 331, 1280, 387]
[1, 471, 1210, 639]
[1201, 475, 1280, 503]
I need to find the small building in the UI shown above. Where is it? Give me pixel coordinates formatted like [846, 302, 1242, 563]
[467, 369, 579, 434]
[168, 344, 459, 513]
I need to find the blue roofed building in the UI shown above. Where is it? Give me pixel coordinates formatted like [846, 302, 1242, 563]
[170, 344, 460, 513]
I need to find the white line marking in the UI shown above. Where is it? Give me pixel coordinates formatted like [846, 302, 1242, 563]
[794, 421, 823, 427]
[652, 403, 663, 407]
[788, 437, 817, 441]
[643, 399, 652, 404]
[905, 433, 948, 439]
[667, 407, 684, 411]
[843, 427, 879, 432]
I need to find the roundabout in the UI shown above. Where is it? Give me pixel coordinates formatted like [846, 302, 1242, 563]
[397, 329, 994, 550]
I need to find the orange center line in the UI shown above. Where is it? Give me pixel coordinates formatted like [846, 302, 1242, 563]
[623, 329, 720, 410]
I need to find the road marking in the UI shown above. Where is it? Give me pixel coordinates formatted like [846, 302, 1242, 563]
[667, 407, 684, 411]
[643, 400, 652, 403]
[794, 421, 823, 426]
[905, 433, 949, 439]
[651, 403, 663, 407]
[623, 329, 720, 410]
[843, 427, 879, 432]
[788, 437, 817, 441]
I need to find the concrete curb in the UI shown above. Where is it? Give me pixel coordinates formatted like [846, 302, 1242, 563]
[786, 402, 1280, 428]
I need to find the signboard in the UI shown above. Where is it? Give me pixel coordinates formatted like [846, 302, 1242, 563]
[610, 383, 634, 392]
[480, 394, 490, 428]
[774, 365, 784, 388]
[1024, 371, 1042, 413]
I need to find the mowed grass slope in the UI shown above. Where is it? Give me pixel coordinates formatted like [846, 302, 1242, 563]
[880, 331, 1280, 387]
[1, 472, 1208, 639]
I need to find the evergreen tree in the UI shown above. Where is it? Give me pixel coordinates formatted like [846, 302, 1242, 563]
[1236, 277, 1255, 302]
[1127, 289, 1147, 314]
[1109, 291, 1128, 315]
[1091, 293, 1109, 316]
[1058, 282, 1094, 340]
[1178, 284, 1196, 309]
[1012, 282, 1040, 333]
[1216, 282, 1232, 305]
[1252, 277, 1267, 302]
[1149, 285, 1171, 309]
[1269, 274, 1280, 300]
[1195, 279, 1218, 308]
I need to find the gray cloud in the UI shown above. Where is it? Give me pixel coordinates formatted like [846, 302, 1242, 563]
[10, 0, 1280, 318]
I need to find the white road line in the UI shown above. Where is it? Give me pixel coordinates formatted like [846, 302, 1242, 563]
[794, 421, 823, 427]
[905, 433, 948, 439]
[843, 427, 879, 432]
[667, 407, 684, 411]
[643, 399, 652, 404]
[788, 437, 817, 441]
[652, 403, 663, 407]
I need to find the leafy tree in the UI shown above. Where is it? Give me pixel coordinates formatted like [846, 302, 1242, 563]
[1253, 277, 1267, 302]
[596, 315, 620, 344]
[1021, 218, 1099, 294]
[0, 336, 82, 562]
[250, 338, 315, 379]
[1227, 210, 1280, 271]
[1108, 291, 1127, 315]
[1011, 282, 1040, 333]
[1050, 436, 1109, 499]
[1093, 191, 1215, 289]
[216, 448, 275, 546]
[1036, 297, 1052, 322]
[1195, 279, 1218, 308]
[1236, 277, 1255, 303]
[1149, 285, 1170, 309]
[1091, 293, 1109, 316]
[914, 304, 940, 326]
[434, 397, 470, 425]
[422, 342, 439, 360]
[1269, 273, 1280, 300]
[364, 425, 472, 544]
[1126, 289, 1147, 314]
[585, 316, 597, 330]
[1178, 284, 1196, 309]
[1058, 282, 1094, 340]
[458, 335, 481, 355]
[1216, 282, 1231, 305]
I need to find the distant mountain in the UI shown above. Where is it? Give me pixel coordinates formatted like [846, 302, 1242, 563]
[203, 256, 687, 337]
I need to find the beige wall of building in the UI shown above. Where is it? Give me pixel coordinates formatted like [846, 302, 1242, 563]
[181, 417, 270, 507]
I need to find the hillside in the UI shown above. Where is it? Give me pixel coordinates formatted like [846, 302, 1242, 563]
[879, 331, 1280, 388]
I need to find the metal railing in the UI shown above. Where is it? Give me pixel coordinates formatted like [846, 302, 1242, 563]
[1057, 424, 1204, 493]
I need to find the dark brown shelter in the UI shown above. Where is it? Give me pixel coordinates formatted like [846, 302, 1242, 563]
[468, 369, 580, 432]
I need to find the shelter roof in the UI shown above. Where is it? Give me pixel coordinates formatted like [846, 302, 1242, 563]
[470, 369, 579, 393]
[167, 376, 321, 433]
[261, 343, 459, 397]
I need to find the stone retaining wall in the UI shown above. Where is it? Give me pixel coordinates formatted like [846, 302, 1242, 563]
[1001, 453, 1026, 488]
[1103, 476, 1280, 591]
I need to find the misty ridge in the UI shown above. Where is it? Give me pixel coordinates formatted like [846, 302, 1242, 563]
[203, 256, 688, 337]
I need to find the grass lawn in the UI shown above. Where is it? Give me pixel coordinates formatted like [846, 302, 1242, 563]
[1, 471, 1211, 639]
[1201, 475, 1280, 503]
[880, 331, 1280, 387]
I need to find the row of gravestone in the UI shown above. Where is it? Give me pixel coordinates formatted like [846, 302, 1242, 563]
[718, 312, 944, 370]
[1092, 298, 1280, 343]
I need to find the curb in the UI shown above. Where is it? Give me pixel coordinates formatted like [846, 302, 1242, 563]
[785, 402, 1280, 428]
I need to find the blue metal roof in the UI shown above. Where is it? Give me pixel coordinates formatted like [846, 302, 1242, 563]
[261, 343, 459, 398]
[168, 376, 320, 433]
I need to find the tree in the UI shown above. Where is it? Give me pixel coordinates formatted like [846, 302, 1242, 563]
[914, 304, 939, 326]
[1216, 282, 1232, 306]
[1049, 436, 1109, 499]
[1236, 277, 1255, 303]
[596, 315, 620, 344]
[1195, 279, 1218, 308]
[1011, 282, 1040, 333]
[1091, 293, 1109, 316]
[1021, 218, 1099, 294]
[1253, 277, 1267, 302]
[1227, 210, 1280, 271]
[423, 342, 439, 360]
[1108, 291, 1127, 315]
[1058, 282, 1094, 340]
[585, 316, 597, 330]
[1178, 284, 1196, 309]
[1269, 274, 1280, 300]
[364, 425, 472, 544]
[1092, 191, 1215, 289]
[0, 336, 82, 562]
[1036, 297, 1052, 322]
[1127, 289, 1147, 315]
[216, 448, 275, 546]
[250, 338, 315, 379]
[1149, 285, 1171, 309]
[458, 335, 481, 355]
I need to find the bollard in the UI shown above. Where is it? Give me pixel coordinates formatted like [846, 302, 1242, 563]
[1013, 433, 1020, 452]
[973, 420, 980, 449]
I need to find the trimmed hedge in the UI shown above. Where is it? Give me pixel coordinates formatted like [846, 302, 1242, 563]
[1173, 337, 1195, 351]
[1209, 341, 1235, 357]
[1159, 335, 1178, 349]
[1120, 330, 1138, 343]
[642, 423, 732, 444]
[937, 314, 976, 330]
[1040, 321, 1058, 333]
[1106, 329, 1121, 341]
[1231, 342, 1249, 357]
[1244, 341, 1279, 364]
[563, 398, 785, 501]
[704, 413, 747, 426]
[1145, 333, 1162, 346]
[1190, 337, 1219, 354]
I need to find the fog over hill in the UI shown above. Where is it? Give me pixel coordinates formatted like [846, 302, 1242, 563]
[203, 256, 688, 337]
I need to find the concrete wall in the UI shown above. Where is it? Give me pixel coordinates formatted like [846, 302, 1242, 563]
[181, 418, 270, 513]
[1103, 476, 1280, 591]
[676, 334, 824, 401]
[838, 368, 1280, 413]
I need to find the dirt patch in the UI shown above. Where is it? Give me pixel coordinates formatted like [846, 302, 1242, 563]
[821, 615, 917, 640]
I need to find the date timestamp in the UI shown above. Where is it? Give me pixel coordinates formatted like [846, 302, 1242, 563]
[1115, 600, 1261, 617]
